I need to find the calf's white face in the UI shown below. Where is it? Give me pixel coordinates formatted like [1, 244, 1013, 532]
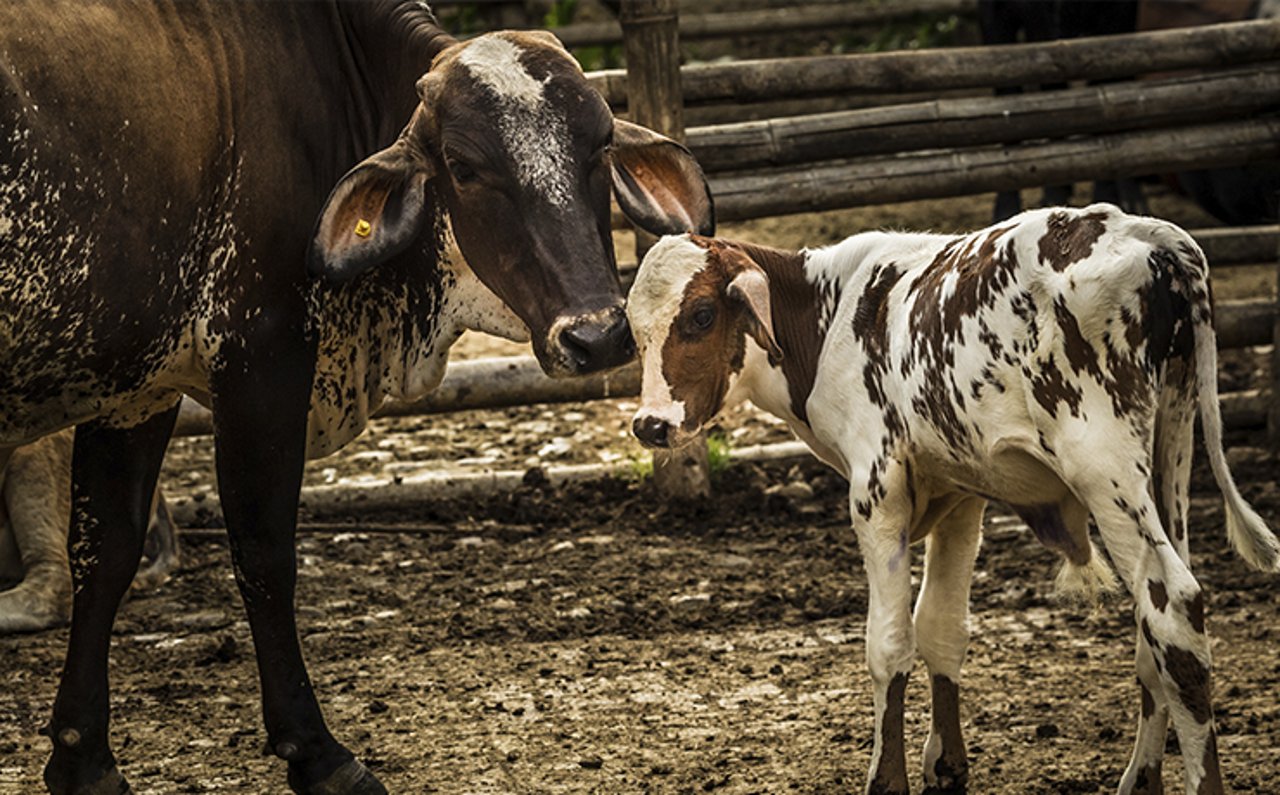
[627, 235, 780, 449]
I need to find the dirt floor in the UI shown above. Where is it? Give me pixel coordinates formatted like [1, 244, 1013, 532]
[2, 189, 1279, 794]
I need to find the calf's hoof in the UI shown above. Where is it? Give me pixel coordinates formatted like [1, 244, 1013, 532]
[43, 763, 131, 795]
[923, 761, 968, 793]
[288, 759, 387, 795]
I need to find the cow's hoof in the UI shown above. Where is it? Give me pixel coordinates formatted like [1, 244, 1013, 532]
[44, 763, 131, 795]
[288, 759, 387, 795]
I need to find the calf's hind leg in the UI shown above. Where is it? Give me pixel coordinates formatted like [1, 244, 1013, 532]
[914, 497, 985, 793]
[43, 405, 179, 795]
[1082, 485, 1222, 795]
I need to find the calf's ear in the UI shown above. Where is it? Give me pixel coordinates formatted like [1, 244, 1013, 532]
[610, 120, 715, 237]
[724, 253, 783, 364]
[308, 135, 436, 283]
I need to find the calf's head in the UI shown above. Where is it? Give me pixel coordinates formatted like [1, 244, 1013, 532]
[308, 31, 714, 377]
[627, 235, 782, 449]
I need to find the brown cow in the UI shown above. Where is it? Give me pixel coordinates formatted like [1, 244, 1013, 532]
[1, 2, 712, 792]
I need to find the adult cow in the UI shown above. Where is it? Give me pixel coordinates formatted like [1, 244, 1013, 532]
[0, 2, 713, 793]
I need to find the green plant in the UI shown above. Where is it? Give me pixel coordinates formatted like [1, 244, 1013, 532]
[706, 431, 732, 476]
[625, 452, 654, 481]
[543, 0, 577, 28]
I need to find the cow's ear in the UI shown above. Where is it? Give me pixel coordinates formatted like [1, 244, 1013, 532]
[308, 138, 436, 283]
[610, 119, 715, 237]
[724, 256, 782, 364]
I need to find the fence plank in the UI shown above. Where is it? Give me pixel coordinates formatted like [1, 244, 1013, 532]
[552, 0, 975, 47]
[686, 65, 1280, 172]
[696, 118, 1280, 222]
[587, 19, 1280, 106]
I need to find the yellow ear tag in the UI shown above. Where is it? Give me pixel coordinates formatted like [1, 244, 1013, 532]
[354, 219, 372, 238]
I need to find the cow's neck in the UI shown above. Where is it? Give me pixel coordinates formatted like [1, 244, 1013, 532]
[332, 1, 458, 154]
[303, 204, 522, 459]
[733, 243, 835, 428]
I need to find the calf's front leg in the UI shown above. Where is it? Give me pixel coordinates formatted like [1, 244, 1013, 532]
[914, 497, 984, 793]
[851, 467, 916, 795]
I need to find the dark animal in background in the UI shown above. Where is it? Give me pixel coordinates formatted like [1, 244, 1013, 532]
[1138, 0, 1280, 224]
[979, 0, 1148, 221]
[0, 1, 712, 793]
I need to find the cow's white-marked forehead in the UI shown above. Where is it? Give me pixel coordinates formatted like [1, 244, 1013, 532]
[456, 33, 574, 207]
[458, 34, 546, 107]
[628, 235, 709, 337]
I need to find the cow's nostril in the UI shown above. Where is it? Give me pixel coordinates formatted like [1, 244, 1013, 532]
[559, 327, 593, 368]
[632, 415, 671, 448]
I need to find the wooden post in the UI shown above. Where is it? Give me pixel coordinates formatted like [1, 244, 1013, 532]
[620, 0, 710, 500]
[1270, 213, 1280, 445]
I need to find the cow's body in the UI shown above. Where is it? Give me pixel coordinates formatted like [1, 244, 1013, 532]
[627, 204, 1279, 795]
[2, 3, 711, 793]
[0, 431, 178, 634]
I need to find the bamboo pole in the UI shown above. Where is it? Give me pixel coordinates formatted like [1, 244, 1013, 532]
[691, 118, 1280, 223]
[1271, 226, 1280, 446]
[587, 19, 1280, 107]
[685, 65, 1280, 172]
[552, 0, 975, 48]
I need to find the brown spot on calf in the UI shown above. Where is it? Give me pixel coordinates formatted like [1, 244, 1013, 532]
[1162, 645, 1212, 724]
[1038, 210, 1108, 271]
[1148, 579, 1169, 612]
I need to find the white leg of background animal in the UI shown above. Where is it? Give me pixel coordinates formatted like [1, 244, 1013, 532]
[0, 432, 74, 634]
[914, 497, 985, 793]
[1071, 461, 1222, 795]
[852, 463, 917, 795]
[131, 486, 180, 591]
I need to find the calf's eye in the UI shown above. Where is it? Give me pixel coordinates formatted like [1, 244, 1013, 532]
[692, 306, 715, 330]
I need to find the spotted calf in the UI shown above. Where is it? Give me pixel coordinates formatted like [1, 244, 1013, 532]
[627, 204, 1280, 795]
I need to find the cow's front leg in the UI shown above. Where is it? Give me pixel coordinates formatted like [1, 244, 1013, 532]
[852, 466, 916, 795]
[210, 328, 385, 795]
[914, 497, 984, 794]
[43, 405, 179, 795]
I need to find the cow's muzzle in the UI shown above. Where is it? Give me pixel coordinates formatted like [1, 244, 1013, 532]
[548, 305, 635, 376]
[632, 415, 672, 448]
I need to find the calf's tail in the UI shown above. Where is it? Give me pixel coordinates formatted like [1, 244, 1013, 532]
[1182, 239, 1280, 571]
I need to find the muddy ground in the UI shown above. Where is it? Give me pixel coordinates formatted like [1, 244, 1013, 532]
[2, 189, 1279, 794]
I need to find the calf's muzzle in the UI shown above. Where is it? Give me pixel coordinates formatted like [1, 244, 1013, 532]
[632, 415, 672, 448]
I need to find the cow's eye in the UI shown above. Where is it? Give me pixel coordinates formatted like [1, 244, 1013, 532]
[448, 157, 478, 184]
[692, 306, 715, 330]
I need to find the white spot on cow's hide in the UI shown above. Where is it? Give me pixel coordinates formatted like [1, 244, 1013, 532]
[458, 34, 573, 207]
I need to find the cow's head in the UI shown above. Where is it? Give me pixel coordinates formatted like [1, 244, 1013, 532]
[308, 30, 714, 377]
[627, 235, 781, 449]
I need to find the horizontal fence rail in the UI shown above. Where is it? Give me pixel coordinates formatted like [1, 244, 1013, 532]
[587, 19, 1280, 107]
[668, 118, 1280, 224]
[549, 0, 975, 48]
[684, 64, 1280, 171]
